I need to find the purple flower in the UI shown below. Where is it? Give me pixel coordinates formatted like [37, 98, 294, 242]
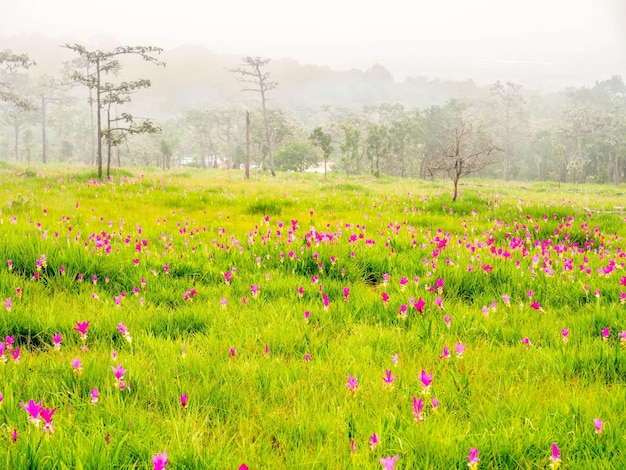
[382, 369, 397, 388]
[439, 345, 450, 359]
[20, 399, 42, 427]
[369, 433, 379, 450]
[412, 396, 424, 422]
[467, 447, 480, 469]
[419, 369, 433, 390]
[346, 374, 358, 394]
[180, 393, 188, 409]
[549, 443, 560, 468]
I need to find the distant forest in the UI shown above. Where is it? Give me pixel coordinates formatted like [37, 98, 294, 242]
[1, 34, 625, 185]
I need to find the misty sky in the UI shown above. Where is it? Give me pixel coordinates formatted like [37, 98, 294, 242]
[2, 0, 625, 81]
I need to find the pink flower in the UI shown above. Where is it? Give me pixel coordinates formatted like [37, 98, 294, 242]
[444, 315, 451, 328]
[180, 393, 188, 409]
[53, 333, 62, 350]
[111, 363, 128, 390]
[419, 369, 433, 390]
[3, 297, 11, 312]
[530, 301, 543, 311]
[322, 293, 329, 310]
[381, 292, 390, 304]
[439, 345, 450, 359]
[549, 442, 560, 468]
[20, 399, 42, 427]
[435, 297, 444, 310]
[152, 450, 168, 470]
[41, 407, 56, 434]
[382, 369, 397, 388]
[369, 433, 379, 450]
[467, 447, 480, 469]
[380, 454, 399, 470]
[431, 397, 439, 410]
[414, 297, 426, 314]
[620, 331, 626, 347]
[398, 304, 408, 319]
[117, 322, 132, 343]
[562, 329, 570, 343]
[391, 353, 399, 366]
[74, 321, 89, 342]
[502, 294, 511, 307]
[71, 357, 83, 375]
[343, 287, 350, 301]
[304, 352, 311, 363]
[350, 438, 356, 453]
[412, 396, 424, 422]
[455, 343, 466, 358]
[230, 347, 236, 357]
[521, 337, 531, 346]
[594, 418, 603, 436]
[90, 388, 99, 404]
[602, 327, 610, 340]
[346, 374, 358, 394]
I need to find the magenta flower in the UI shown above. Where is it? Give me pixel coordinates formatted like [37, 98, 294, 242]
[391, 353, 399, 366]
[71, 357, 83, 375]
[350, 438, 356, 453]
[11, 428, 17, 442]
[431, 397, 439, 410]
[530, 300, 543, 311]
[41, 407, 56, 434]
[602, 327, 610, 340]
[11, 347, 20, 363]
[304, 310, 310, 322]
[117, 322, 132, 343]
[502, 294, 511, 307]
[594, 418, 603, 436]
[412, 396, 424, 422]
[343, 287, 350, 301]
[152, 450, 168, 470]
[264, 344, 269, 357]
[369, 433, 379, 450]
[419, 369, 433, 390]
[455, 343, 466, 358]
[322, 293, 329, 310]
[90, 388, 99, 404]
[435, 296, 444, 310]
[250, 284, 259, 297]
[180, 393, 188, 409]
[304, 352, 311, 363]
[439, 345, 450, 359]
[398, 304, 408, 319]
[444, 315, 451, 328]
[3, 297, 11, 312]
[620, 331, 626, 347]
[414, 297, 426, 314]
[382, 369, 397, 388]
[53, 333, 62, 350]
[223, 271, 232, 285]
[74, 321, 89, 342]
[467, 447, 480, 469]
[111, 363, 128, 390]
[380, 454, 399, 470]
[549, 442, 561, 468]
[20, 399, 42, 427]
[381, 292, 390, 304]
[239, 465, 248, 470]
[230, 347, 236, 357]
[346, 374, 358, 394]
[297, 286, 304, 298]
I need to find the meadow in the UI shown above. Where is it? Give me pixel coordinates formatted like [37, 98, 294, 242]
[0, 164, 625, 469]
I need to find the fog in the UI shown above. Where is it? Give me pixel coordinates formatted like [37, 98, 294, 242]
[2, 0, 624, 86]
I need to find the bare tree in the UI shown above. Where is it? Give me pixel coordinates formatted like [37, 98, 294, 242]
[429, 102, 500, 201]
[229, 56, 277, 176]
[64, 44, 165, 179]
[0, 49, 36, 108]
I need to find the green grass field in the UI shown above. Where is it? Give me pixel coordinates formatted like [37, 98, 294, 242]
[0, 165, 625, 469]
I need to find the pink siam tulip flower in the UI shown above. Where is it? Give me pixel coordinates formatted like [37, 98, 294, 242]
[220, 298, 228, 309]
[3, 297, 11, 312]
[431, 397, 439, 410]
[620, 331, 626, 347]
[382, 369, 397, 388]
[530, 301, 543, 312]
[111, 363, 128, 390]
[20, 399, 42, 427]
[412, 396, 425, 422]
[322, 293, 329, 310]
[239, 465, 248, 470]
[346, 374, 358, 395]
[6, 336, 14, 351]
[594, 418, 603, 436]
[11, 347, 20, 364]
[436, 277, 445, 293]
[230, 347, 236, 357]
[304, 352, 311, 363]
[381, 292, 390, 305]
[297, 286, 304, 298]
[435, 297, 444, 310]
[41, 407, 56, 434]
[350, 439, 356, 453]
[74, 321, 89, 342]
[399, 277, 408, 291]
[180, 393, 188, 409]
[0, 342, 5, 363]
[391, 353, 399, 366]
[152, 450, 168, 470]
[250, 284, 259, 298]
[502, 294, 511, 307]
[264, 344, 269, 357]
[419, 369, 433, 391]
[380, 454, 399, 470]
[439, 345, 451, 359]
[467, 447, 480, 469]
[53, 333, 62, 350]
[455, 343, 466, 358]
[72, 357, 83, 375]
[90, 388, 99, 404]
[343, 287, 350, 302]
[15, 287, 22, 299]
[117, 322, 132, 343]
[444, 315, 451, 328]
[562, 329, 570, 343]
[549, 442, 561, 468]
[521, 337, 531, 346]
[602, 327, 610, 340]
[223, 271, 232, 285]
[382, 273, 390, 286]
[414, 297, 426, 315]
[369, 433, 379, 450]
[620, 292, 626, 305]
[398, 304, 408, 319]
[11, 429, 17, 442]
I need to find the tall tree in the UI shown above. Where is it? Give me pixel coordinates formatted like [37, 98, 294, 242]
[230, 57, 277, 176]
[0, 49, 36, 108]
[308, 126, 333, 177]
[64, 44, 165, 179]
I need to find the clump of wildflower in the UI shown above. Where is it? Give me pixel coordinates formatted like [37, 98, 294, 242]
[20, 399, 42, 427]
[111, 363, 128, 391]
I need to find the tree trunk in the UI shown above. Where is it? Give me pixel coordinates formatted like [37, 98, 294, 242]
[96, 57, 103, 179]
[245, 110, 250, 180]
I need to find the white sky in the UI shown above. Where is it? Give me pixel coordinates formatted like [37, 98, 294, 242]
[2, 0, 625, 80]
